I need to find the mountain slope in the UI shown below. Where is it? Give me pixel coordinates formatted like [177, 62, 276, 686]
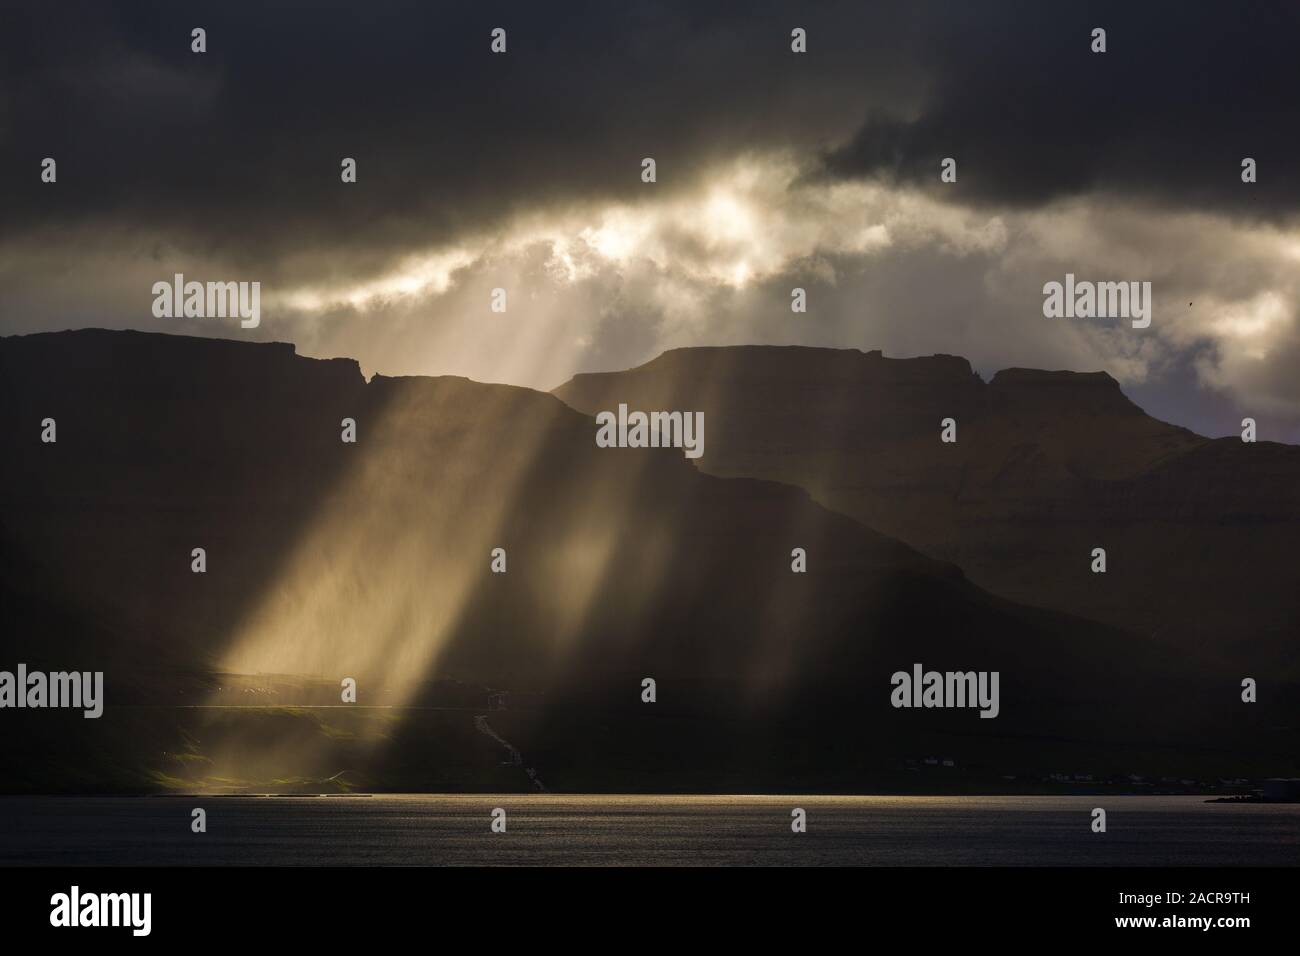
[555, 345, 1300, 676]
[0, 331, 1290, 792]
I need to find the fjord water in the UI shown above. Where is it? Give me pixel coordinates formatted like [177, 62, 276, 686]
[1, 795, 1296, 866]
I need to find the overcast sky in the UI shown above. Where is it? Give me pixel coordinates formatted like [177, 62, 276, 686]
[4, 1, 1300, 439]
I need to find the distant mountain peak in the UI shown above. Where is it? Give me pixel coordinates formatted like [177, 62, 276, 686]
[990, 367, 1120, 388]
[988, 367, 1139, 417]
[575, 345, 982, 391]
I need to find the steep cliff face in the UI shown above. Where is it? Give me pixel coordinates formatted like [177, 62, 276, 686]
[555, 346, 1298, 674]
[2, 331, 1108, 695]
[0, 331, 1290, 792]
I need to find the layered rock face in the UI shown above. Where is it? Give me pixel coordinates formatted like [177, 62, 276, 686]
[556, 345, 1299, 676]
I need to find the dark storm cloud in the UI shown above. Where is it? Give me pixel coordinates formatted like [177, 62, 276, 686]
[0, 0, 924, 280]
[6, 1, 1291, 277]
[820, 2, 1300, 218]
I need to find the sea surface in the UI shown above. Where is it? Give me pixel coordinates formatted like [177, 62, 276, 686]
[1, 794, 1296, 866]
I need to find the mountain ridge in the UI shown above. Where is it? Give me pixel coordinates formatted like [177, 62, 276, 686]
[1, 329, 1293, 792]
[553, 343, 1300, 675]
